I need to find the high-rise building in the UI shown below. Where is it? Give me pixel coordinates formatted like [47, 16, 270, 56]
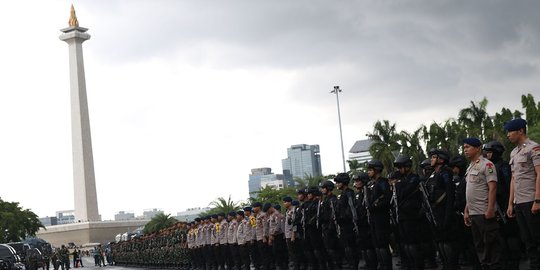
[248, 168, 285, 198]
[349, 139, 373, 164]
[114, 211, 135, 221]
[176, 207, 211, 222]
[281, 144, 322, 186]
[142, 209, 163, 220]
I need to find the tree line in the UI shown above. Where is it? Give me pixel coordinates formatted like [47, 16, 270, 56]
[144, 93, 539, 234]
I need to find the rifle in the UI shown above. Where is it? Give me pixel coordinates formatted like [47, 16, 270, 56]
[347, 191, 359, 235]
[316, 199, 321, 229]
[390, 181, 399, 225]
[330, 199, 341, 238]
[418, 181, 437, 227]
[363, 185, 371, 225]
[495, 202, 507, 224]
[301, 207, 306, 239]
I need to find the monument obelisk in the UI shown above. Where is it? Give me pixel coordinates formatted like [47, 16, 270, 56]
[60, 5, 100, 222]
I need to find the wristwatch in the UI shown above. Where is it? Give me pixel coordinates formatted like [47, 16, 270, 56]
[535, 199, 540, 204]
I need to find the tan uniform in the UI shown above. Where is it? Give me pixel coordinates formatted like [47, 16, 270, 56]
[211, 222, 219, 245]
[228, 220, 238, 244]
[237, 219, 250, 245]
[255, 212, 267, 241]
[466, 156, 498, 215]
[218, 219, 229, 245]
[269, 211, 284, 236]
[510, 138, 540, 204]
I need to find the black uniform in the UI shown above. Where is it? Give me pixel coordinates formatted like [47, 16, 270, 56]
[305, 198, 328, 270]
[395, 172, 425, 270]
[493, 158, 522, 270]
[320, 193, 343, 270]
[366, 177, 392, 270]
[426, 166, 459, 270]
[336, 188, 359, 270]
[355, 187, 378, 270]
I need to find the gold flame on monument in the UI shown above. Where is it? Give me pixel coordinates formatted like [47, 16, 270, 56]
[69, 4, 79, 27]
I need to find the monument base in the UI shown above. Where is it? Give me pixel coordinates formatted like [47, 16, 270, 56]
[36, 220, 148, 247]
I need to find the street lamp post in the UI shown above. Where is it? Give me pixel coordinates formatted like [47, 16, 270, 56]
[331, 86, 347, 173]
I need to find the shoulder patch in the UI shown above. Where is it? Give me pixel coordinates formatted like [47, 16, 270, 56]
[533, 146, 540, 156]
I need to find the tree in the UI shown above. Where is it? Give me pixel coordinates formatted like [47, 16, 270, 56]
[367, 120, 401, 175]
[293, 174, 326, 188]
[521, 94, 540, 142]
[347, 159, 365, 174]
[0, 198, 44, 243]
[143, 213, 177, 234]
[250, 186, 296, 206]
[458, 97, 491, 140]
[208, 196, 242, 214]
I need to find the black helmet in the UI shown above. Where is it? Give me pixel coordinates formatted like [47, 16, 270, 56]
[306, 186, 320, 195]
[428, 149, 450, 163]
[448, 155, 467, 168]
[388, 170, 402, 180]
[334, 173, 351, 184]
[367, 159, 384, 172]
[352, 172, 370, 184]
[320, 180, 335, 191]
[483, 141, 505, 154]
[393, 154, 412, 168]
[419, 158, 431, 169]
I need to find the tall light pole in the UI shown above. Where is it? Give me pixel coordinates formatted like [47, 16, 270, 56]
[331, 86, 347, 173]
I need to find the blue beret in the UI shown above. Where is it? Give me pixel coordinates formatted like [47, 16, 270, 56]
[211, 214, 218, 219]
[236, 211, 244, 216]
[194, 217, 201, 222]
[296, 189, 306, 195]
[217, 212, 225, 217]
[504, 119, 527, 132]
[243, 206, 252, 212]
[251, 202, 262, 208]
[228, 211, 237, 217]
[262, 202, 272, 212]
[463, 137, 482, 147]
[292, 200, 299, 206]
[282, 196, 292, 202]
[274, 204, 281, 211]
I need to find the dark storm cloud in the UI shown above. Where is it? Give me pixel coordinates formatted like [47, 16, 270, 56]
[84, 0, 539, 116]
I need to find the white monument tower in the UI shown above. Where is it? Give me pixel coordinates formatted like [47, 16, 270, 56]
[59, 5, 100, 222]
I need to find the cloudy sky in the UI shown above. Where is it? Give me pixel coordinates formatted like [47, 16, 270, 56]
[0, 1, 538, 220]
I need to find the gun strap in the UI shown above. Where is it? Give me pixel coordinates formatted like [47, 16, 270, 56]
[433, 192, 446, 208]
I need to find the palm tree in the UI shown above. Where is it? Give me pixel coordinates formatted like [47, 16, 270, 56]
[367, 120, 401, 175]
[143, 213, 177, 234]
[208, 195, 242, 214]
[293, 174, 326, 188]
[458, 97, 491, 140]
[347, 159, 365, 174]
[398, 127, 426, 171]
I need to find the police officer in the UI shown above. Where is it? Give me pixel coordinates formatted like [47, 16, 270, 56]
[217, 213, 229, 270]
[427, 149, 458, 270]
[484, 140, 522, 269]
[366, 159, 393, 270]
[449, 155, 481, 270]
[305, 186, 328, 270]
[237, 211, 251, 270]
[463, 137, 503, 269]
[334, 173, 359, 270]
[393, 154, 425, 270]
[253, 202, 271, 270]
[284, 196, 301, 270]
[244, 206, 257, 270]
[268, 203, 288, 270]
[505, 119, 540, 270]
[418, 158, 437, 269]
[227, 211, 240, 270]
[293, 190, 310, 270]
[352, 172, 378, 270]
[320, 180, 343, 270]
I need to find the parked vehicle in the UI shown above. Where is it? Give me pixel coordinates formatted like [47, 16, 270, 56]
[0, 244, 25, 270]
